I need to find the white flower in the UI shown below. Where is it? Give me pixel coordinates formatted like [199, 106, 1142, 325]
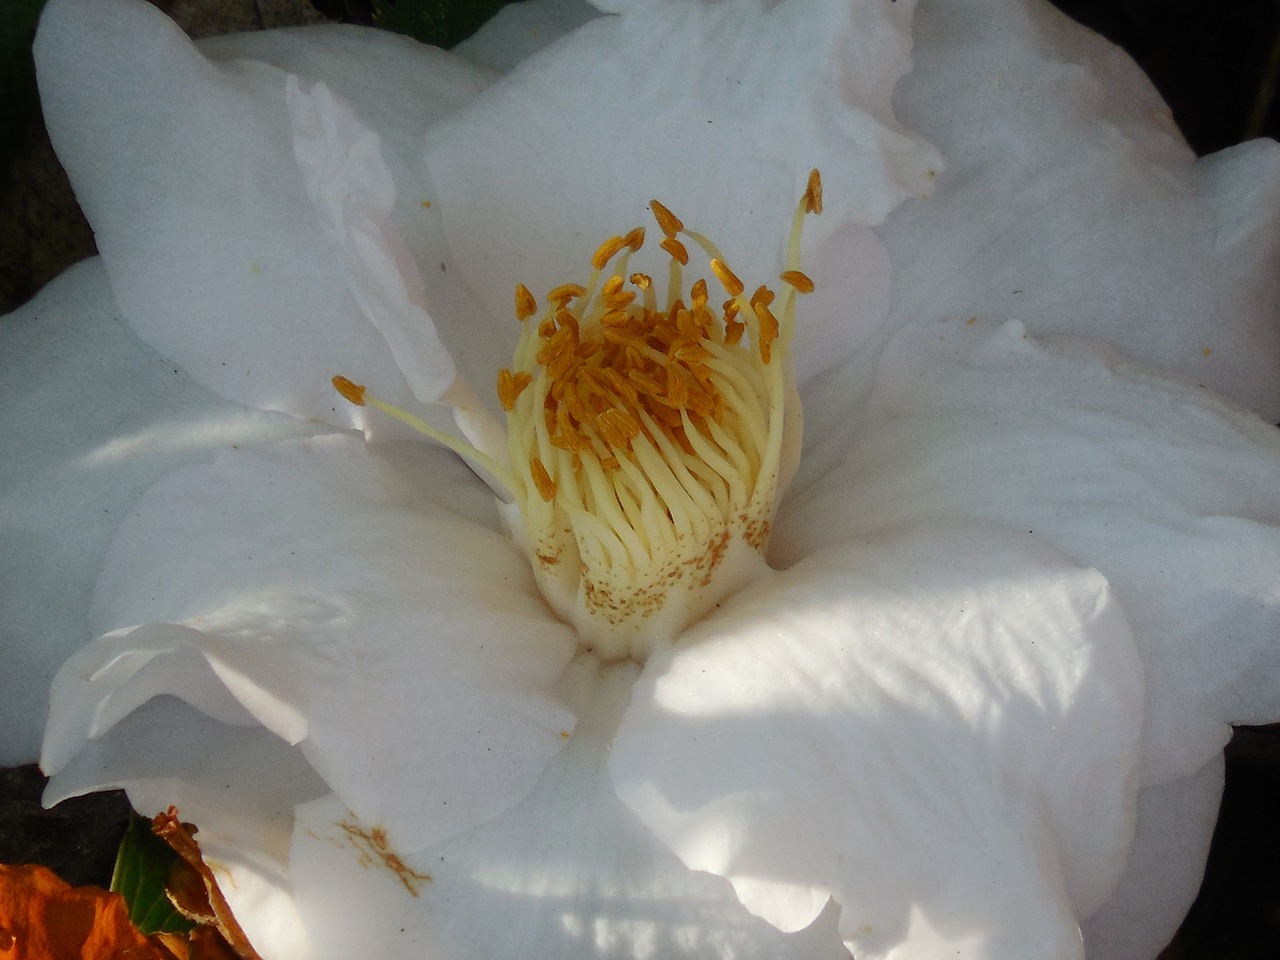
[3, 1, 1279, 959]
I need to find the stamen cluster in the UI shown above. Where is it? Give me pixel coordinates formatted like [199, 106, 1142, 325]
[500, 173, 820, 659]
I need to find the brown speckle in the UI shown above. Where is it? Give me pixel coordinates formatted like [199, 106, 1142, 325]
[337, 817, 432, 896]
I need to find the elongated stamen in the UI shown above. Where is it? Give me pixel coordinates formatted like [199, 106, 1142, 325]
[328, 172, 822, 663]
[501, 172, 822, 660]
[331, 375, 517, 492]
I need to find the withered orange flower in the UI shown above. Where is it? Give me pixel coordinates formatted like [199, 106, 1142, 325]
[0, 863, 167, 960]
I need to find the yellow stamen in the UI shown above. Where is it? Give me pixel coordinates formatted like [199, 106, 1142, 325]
[515, 283, 538, 321]
[650, 199, 684, 237]
[332, 375, 367, 406]
[331, 376, 516, 493]
[592, 235, 627, 271]
[530, 457, 556, 501]
[498, 172, 822, 660]
[804, 168, 823, 214]
[781, 269, 815, 294]
[497, 368, 533, 412]
[710, 259, 745, 298]
[660, 237, 689, 265]
[332, 173, 824, 663]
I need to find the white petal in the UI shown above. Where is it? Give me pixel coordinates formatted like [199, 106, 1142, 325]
[777, 320, 1280, 786]
[425, 0, 940, 349]
[1080, 758, 1224, 960]
[43, 696, 323, 959]
[289, 655, 852, 960]
[883, 0, 1280, 420]
[614, 523, 1142, 959]
[43, 435, 578, 850]
[34, 0, 490, 428]
[456, 0, 600, 71]
[286, 76, 455, 404]
[0, 258, 311, 765]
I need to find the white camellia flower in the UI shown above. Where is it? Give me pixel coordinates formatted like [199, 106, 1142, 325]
[3, 0, 1279, 958]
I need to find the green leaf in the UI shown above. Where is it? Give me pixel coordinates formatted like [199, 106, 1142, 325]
[372, 0, 517, 48]
[110, 813, 196, 936]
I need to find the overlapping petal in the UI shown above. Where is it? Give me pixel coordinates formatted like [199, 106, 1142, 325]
[776, 319, 1280, 786]
[1079, 761, 1224, 960]
[14, 0, 1280, 958]
[424, 0, 938, 376]
[43, 697, 326, 959]
[884, 0, 1280, 420]
[288, 656, 852, 960]
[33, 0, 493, 429]
[614, 523, 1142, 960]
[42, 436, 578, 852]
[0, 258, 313, 765]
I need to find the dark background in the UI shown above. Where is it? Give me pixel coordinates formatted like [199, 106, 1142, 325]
[1, 1, 1278, 957]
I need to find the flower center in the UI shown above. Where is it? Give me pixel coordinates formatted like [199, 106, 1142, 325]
[334, 171, 821, 662]
[498, 172, 821, 660]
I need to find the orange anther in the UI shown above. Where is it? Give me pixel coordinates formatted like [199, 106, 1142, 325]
[515, 283, 538, 321]
[660, 237, 689, 266]
[596, 408, 642, 448]
[754, 301, 780, 364]
[530, 458, 556, 501]
[624, 227, 646, 251]
[781, 269, 815, 293]
[804, 168, 823, 215]
[332, 375, 367, 406]
[710, 259, 744, 297]
[592, 236, 626, 271]
[497, 368, 533, 411]
[547, 283, 588, 305]
[650, 199, 684, 237]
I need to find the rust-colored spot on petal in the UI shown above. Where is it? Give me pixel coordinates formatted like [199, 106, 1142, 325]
[336, 817, 432, 898]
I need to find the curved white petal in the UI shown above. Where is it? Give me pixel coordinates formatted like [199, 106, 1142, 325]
[285, 76, 455, 404]
[34, 0, 491, 429]
[777, 320, 1280, 787]
[1080, 758, 1224, 960]
[43, 696, 326, 959]
[884, 0, 1280, 420]
[289, 655, 852, 960]
[456, 0, 600, 72]
[425, 0, 940, 365]
[613, 523, 1142, 960]
[42, 436, 578, 850]
[0, 258, 312, 765]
